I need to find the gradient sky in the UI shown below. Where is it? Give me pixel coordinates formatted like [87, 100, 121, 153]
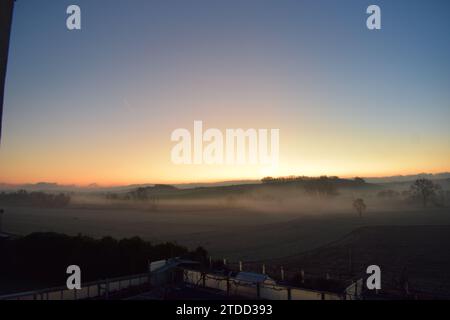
[1, 0, 449, 185]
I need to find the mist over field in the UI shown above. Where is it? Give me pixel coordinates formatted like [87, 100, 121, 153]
[2, 176, 450, 261]
[1, 0, 450, 301]
[1, 175, 450, 298]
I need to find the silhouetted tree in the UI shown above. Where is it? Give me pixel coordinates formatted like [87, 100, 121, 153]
[410, 179, 441, 207]
[304, 176, 338, 197]
[149, 196, 159, 211]
[353, 177, 366, 184]
[188, 246, 208, 265]
[0, 190, 70, 208]
[0, 232, 203, 289]
[353, 198, 366, 218]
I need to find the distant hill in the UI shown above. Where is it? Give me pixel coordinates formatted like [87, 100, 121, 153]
[0, 180, 260, 193]
[105, 176, 375, 201]
[0, 182, 78, 192]
[364, 172, 450, 184]
[119, 184, 180, 200]
[2, 173, 449, 193]
[174, 180, 260, 189]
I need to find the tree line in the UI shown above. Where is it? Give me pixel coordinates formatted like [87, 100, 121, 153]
[0, 232, 207, 291]
[0, 190, 70, 208]
[261, 175, 367, 197]
[376, 178, 446, 207]
[354, 178, 446, 218]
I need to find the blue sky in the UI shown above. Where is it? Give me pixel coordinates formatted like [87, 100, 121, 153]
[1, 0, 449, 184]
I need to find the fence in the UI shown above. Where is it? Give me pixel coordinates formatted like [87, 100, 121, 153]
[0, 263, 362, 300]
[0, 272, 155, 300]
[183, 269, 361, 300]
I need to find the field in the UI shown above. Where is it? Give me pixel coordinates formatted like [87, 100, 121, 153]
[2, 180, 450, 297]
[273, 225, 450, 298]
[3, 201, 450, 261]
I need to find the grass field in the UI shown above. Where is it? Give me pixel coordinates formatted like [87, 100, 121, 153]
[2, 184, 450, 297]
[272, 225, 450, 298]
[3, 202, 450, 261]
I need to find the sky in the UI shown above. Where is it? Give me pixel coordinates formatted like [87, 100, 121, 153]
[0, 0, 449, 185]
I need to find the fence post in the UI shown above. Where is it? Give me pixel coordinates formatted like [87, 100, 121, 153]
[202, 273, 206, 288]
[281, 266, 285, 281]
[105, 280, 110, 300]
[287, 287, 292, 300]
[97, 283, 101, 298]
[348, 249, 352, 274]
[226, 277, 230, 296]
[256, 283, 261, 299]
[148, 270, 152, 288]
[239, 261, 242, 272]
[262, 264, 266, 275]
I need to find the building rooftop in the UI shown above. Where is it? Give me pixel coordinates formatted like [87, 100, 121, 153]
[234, 272, 274, 284]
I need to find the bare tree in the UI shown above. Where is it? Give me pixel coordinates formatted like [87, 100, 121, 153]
[353, 198, 366, 218]
[410, 179, 441, 207]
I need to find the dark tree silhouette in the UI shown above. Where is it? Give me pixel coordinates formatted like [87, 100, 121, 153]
[353, 198, 366, 218]
[0, 190, 70, 208]
[353, 177, 366, 184]
[261, 176, 340, 197]
[0, 232, 206, 289]
[410, 179, 441, 207]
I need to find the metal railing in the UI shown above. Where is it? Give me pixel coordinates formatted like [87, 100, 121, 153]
[0, 272, 153, 300]
[183, 269, 361, 300]
[0, 264, 362, 300]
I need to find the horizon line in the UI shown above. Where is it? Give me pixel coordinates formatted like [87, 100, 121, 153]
[1, 171, 449, 189]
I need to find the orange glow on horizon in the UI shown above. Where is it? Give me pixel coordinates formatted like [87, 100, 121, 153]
[1, 166, 449, 187]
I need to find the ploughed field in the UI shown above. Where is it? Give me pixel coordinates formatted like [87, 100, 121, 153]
[272, 225, 450, 298]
